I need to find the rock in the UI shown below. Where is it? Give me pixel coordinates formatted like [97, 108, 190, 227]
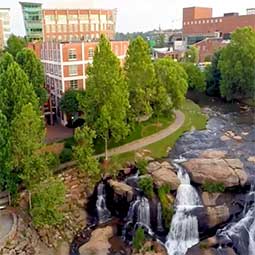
[161, 161, 173, 169]
[151, 167, 180, 190]
[201, 192, 236, 207]
[206, 205, 230, 228]
[147, 161, 161, 173]
[242, 132, 249, 136]
[220, 135, 231, 142]
[248, 156, 255, 164]
[79, 226, 116, 255]
[233, 135, 242, 141]
[123, 167, 132, 175]
[199, 150, 227, 159]
[183, 158, 247, 187]
[108, 180, 134, 202]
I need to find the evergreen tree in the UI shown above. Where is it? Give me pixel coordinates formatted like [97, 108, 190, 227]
[79, 35, 129, 159]
[124, 36, 155, 119]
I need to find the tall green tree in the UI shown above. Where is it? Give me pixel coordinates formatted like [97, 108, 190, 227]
[124, 36, 155, 119]
[16, 48, 47, 106]
[182, 62, 206, 92]
[205, 49, 222, 96]
[5, 34, 27, 58]
[60, 89, 80, 117]
[184, 46, 199, 63]
[0, 62, 38, 121]
[218, 27, 255, 101]
[79, 35, 129, 160]
[154, 58, 188, 108]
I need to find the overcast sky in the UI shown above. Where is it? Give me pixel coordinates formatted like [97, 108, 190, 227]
[5, 0, 255, 35]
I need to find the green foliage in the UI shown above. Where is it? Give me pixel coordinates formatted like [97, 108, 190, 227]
[43, 152, 60, 171]
[158, 184, 174, 228]
[30, 177, 65, 227]
[184, 46, 199, 63]
[136, 159, 148, 175]
[132, 227, 145, 252]
[5, 34, 26, 58]
[218, 27, 255, 101]
[60, 89, 80, 115]
[74, 126, 100, 181]
[59, 148, 73, 163]
[79, 35, 129, 158]
[154, 58, 188, 108]
[138, 176, 154, 199]
[64, 137, 75, 149]
[156, 34, 165, 48]
[182, 62, 206, 92]
[125, 36, 155, 118]
[202, 181, 225, 193]
[205, 49, 222, 96]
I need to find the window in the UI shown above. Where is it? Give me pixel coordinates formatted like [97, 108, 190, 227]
[219, 19, 223, 22]
[57, 15, 67, 24]
[183, 22, 186, 26]
[68, 14, 78, 24]
[68, 49, 77, 60]
[191, 21, 193, 25]
[69, 65, 78, 76]
[70, 80, 78, 89]
[198, 20, 201, 24]
[88, 48, 94, 58]
[211, 19, 214, 23]
[194, 21, 197, 24]
[187, 21, 190, 25]
[202, 20, 205, 24]
[51, 25, 56, 33]
[100, 14, 107, 22]
[207, 20, 209, 23]
[215, 19, 218, 23]
[57, 25, 62, 33]
[90, 14, 99, 22]
[79, 14, 89, 23]
[45, 15, 55, 24]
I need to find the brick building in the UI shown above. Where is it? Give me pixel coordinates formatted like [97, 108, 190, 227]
[42, 9, 117, 42]
[183, 7, 255, 44]
[0, 8, 11, 48]
[40, 40, 128, 125]
[0, 20, 4, 49]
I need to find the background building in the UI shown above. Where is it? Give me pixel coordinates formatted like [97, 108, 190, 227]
[40, 40, 128, 125]
[42, 9, 117, 42]
[0, 8, 11, 47]
[20, 2, 43, 41]
[183, 7, 255, 44]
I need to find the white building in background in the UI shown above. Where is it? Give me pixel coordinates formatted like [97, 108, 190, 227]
[0, 8, 11, 47]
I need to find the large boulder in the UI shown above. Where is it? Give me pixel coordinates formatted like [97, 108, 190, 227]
[199, 150, 227, 159]
[182, 158, 247, 187]
[108, 180, 134, 202]
[206, 205, 230, 228]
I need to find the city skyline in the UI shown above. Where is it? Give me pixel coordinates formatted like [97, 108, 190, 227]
[3, 0, 255, 35]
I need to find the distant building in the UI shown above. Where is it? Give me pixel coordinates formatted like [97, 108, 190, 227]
[153, 47, 185, 62]
[20, 2, 43, 41]
[42, 9, 117, 42]
[0, 8, 11, 47]
[0, 20, 4, 49]
[247, 8, 255, 15]
[183, 7, 255, 44]
[40, 40, 128, 125]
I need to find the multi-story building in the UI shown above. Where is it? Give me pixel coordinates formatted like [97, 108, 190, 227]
[20, 2, 43, 41]
[42, 9, 117, 42]
[183, 7, 255, 44]
[0, 8, 11, 47]
[40, 40, 128, 125]
[0, 20, 4, 49]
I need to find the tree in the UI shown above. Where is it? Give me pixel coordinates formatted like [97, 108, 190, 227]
[132, 227, 145, 252]
[5, 34, 26, 58]
[60, 89, 80, 116]
[74, 126, 100, 182]
[0, 62, 38, 121]
[0, 52, 14, 73]
[156, 34, 165, 48]
[218, 27, 255, 101]
[184, 46, 199, 63]
[154, 58, 188, 108]
[182, 62, 206, 92]
[205, 49, 222, 96]
[16, 48, 47, 106]
[79, 35, 129, 160]
[124, 36, 155, 119]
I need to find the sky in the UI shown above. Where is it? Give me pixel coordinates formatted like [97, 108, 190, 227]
[4, 0, 255, 35]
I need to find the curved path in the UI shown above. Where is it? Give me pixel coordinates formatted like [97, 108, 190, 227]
[97, 110, 185, 158]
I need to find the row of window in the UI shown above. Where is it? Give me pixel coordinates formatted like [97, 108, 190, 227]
[184, 18, 223, 26]
[46, 76, 63, 95]
[44, 33, 105, 42]
[41, 49, 61, 61]
[44, 63, 61, 76]
[68, 48, 94, 60]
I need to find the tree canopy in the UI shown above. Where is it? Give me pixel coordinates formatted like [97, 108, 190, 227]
[5, 34, 27, 58]
[184, 46, 199, 63]
[60, 89, 80, 115]
[218, 27, 255, 101]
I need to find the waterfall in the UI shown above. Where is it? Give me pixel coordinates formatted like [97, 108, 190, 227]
[157, 202, 164, 232]
[96, 183, 111, 223]
[165, 160, 202, 255]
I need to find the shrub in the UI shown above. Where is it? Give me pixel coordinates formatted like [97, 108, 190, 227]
[136, 159, 148, 175]
[138, 176, 154, 199]
[30, 177, 65, 227]
[132, 227, 145, 252]
[43, 152, 60, 171]
[202, 181, 225, 193]
[64, 137, 75, 149]
[59, 148, 73, 163]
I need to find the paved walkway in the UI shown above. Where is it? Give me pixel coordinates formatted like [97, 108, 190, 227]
[97, 110, 185, 158]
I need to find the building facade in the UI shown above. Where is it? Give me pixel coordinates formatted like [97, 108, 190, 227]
[0, 8, 11, 47]
[0, 20, 4, 49]
[183, 7, 255, 40]
[40, 40, 128, 125]
[42, 9, 117, 42]
[20, 2, 43, 41]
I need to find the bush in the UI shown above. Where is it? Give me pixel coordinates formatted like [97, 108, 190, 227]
[132, 227, 145, 252]
[202, 181, 225, 193]
[43, 152, 60, 171]
[136, 159, 148, 175]
[30, 177, 65, 227]
[138, 176, 154, 199]
[59, 148, 73, 163]
[64, 137, 75, 149]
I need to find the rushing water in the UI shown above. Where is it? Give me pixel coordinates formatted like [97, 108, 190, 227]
[165, 160, 202, 255]
[96, 183, 111, 223]
[157, 202, 164, 232]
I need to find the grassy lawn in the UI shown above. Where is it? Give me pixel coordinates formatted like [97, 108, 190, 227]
[94, 114, 174, 154]
[110, 100, 207, 164]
